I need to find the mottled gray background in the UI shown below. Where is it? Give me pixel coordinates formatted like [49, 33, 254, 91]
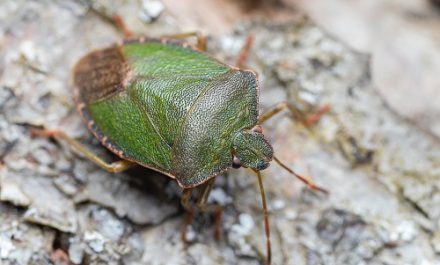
[1, 0, 440, 264]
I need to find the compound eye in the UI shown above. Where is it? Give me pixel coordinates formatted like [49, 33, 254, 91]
[232, 156, 241, 169]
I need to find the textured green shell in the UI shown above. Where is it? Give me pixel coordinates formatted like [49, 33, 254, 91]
[72, 38, 260, 188]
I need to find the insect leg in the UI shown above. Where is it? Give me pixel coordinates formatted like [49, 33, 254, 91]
[180, 179, 224, 241]
[258, 101, 331, 127]
[194, 178, 223, 240]
[302, 104, 332, 126]
[236, 35, 254, 68]
[112, 14, 134, 38]
[258, 101, 302, 124]
[195, 177, 216, 207]
[180, 188, 195, 242]
[111, 15, 207, 51]
[30, 128, 137, 173]
[180, 188, 193, 210]
[160, 32, 207, 51]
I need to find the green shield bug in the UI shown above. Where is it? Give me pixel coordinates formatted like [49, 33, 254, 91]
[33, 32, 328, 265]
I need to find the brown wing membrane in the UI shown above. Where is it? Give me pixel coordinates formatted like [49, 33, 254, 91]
[72, 45, 130, 104]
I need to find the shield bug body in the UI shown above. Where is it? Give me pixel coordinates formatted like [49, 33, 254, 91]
[35, 34, 327, 265]
[73, 37, 272, 188]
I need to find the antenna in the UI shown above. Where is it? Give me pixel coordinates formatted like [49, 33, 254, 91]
[273, 156, 328, 195]
[253, 169, 272, 265]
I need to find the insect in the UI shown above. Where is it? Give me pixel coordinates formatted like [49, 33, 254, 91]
[33, 31, 328, 265]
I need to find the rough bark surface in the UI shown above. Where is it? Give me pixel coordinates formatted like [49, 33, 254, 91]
[1, 1, 439, 265]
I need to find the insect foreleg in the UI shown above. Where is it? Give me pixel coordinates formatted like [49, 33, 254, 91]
[258, 101, 302, 124]
[180, 178, 223, 240]
[195, 178, 223, 239]
[258, 101, 330, 127]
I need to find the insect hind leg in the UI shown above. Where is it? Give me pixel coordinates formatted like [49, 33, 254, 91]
[30, 128, 137, 173]
[111, 14, 207, 51]
[160, 32, 207, 51]
[113, 14, 134, 38]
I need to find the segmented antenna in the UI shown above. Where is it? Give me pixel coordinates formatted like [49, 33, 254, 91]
[253, 169, 272, 265]
[273, 156, 328, 195]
